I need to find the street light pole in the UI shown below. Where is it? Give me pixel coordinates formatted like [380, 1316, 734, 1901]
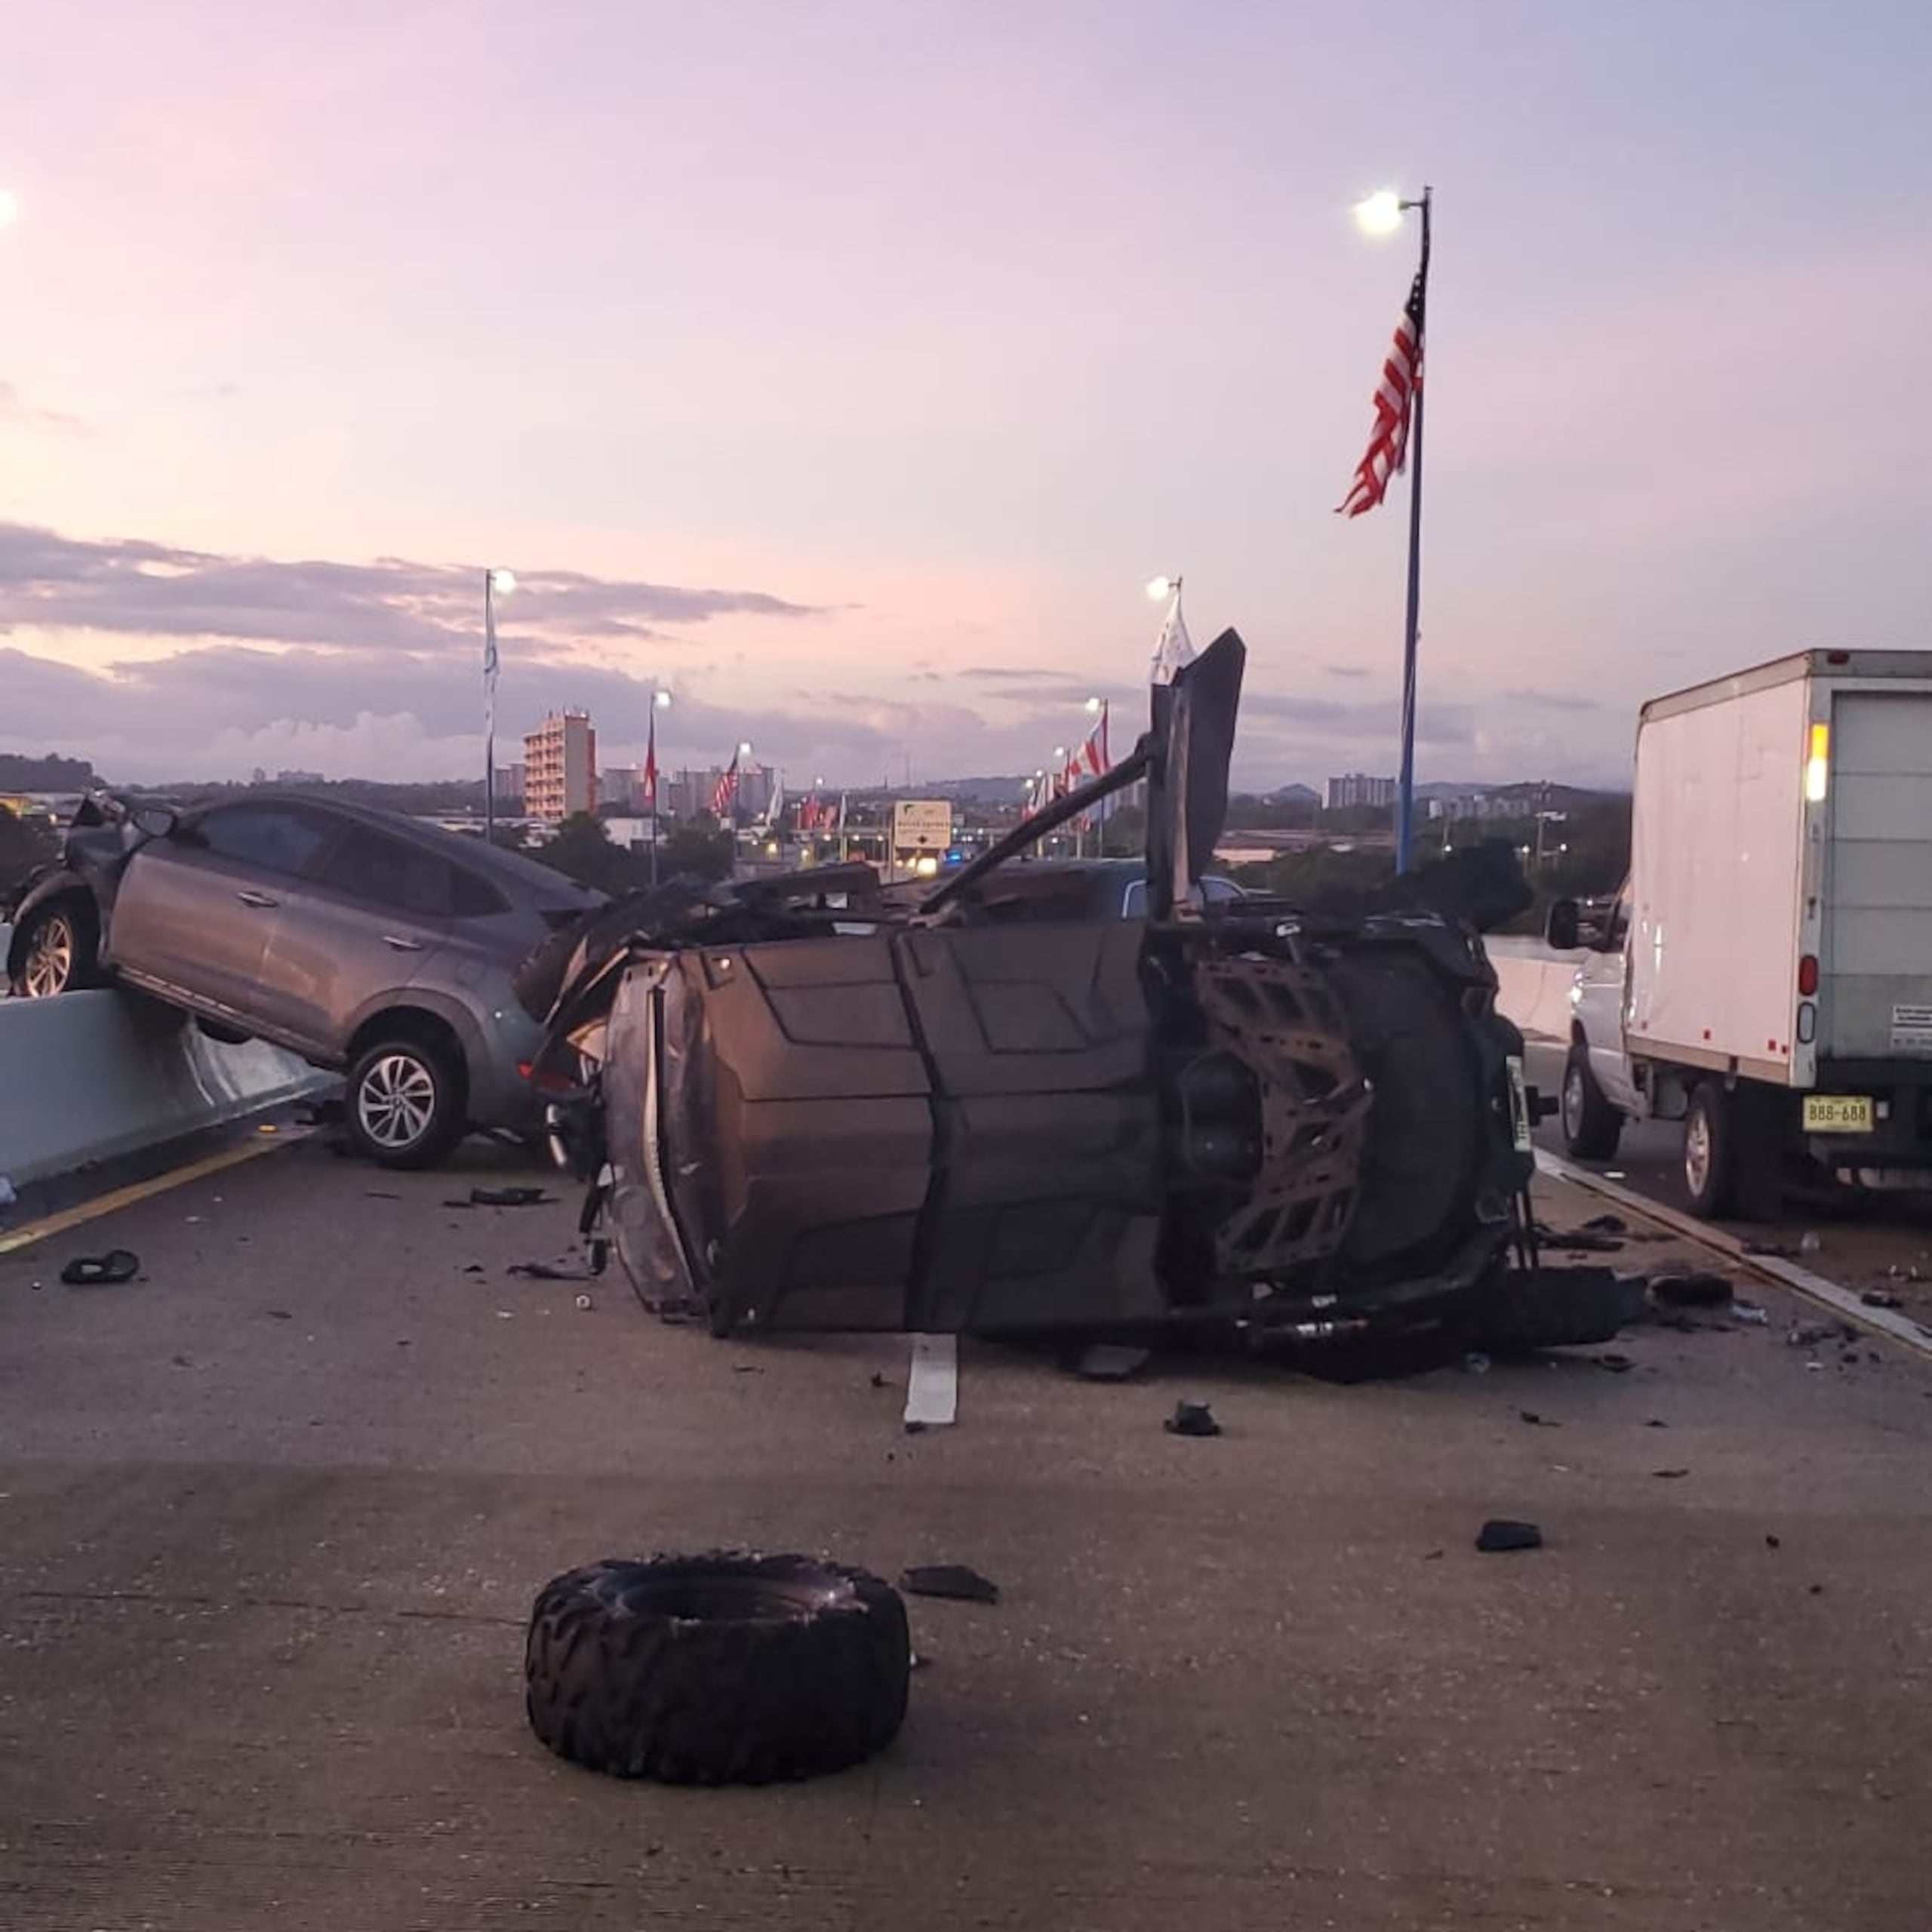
[483, 568, 515, 843]
[1394, 188, 1432, 875]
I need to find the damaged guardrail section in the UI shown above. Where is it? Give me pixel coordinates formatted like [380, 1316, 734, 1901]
[0, 989, 326, 1187]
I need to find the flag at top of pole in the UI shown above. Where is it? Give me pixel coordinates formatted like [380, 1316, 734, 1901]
[1336, 259, 1426, 518]
[642, 703, 659, 811]
[1147, 577, 1194, 685]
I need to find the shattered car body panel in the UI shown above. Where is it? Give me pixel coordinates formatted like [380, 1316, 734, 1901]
[531, 629, 1585, 1342]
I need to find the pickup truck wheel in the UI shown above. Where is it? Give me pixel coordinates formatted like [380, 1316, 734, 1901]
[1684, 1081, 1784, 1221]
[1560, 1045, 1623, 1161]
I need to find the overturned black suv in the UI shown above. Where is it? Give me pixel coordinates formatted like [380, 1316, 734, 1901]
[519, 630, 1624, 1349]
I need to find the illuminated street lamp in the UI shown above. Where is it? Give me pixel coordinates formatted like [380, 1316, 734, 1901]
[483, 568, 516, 841]
[1351, 189, 1404, 235]
[645, 688, 672, 884]
[0, 189, 19, 229]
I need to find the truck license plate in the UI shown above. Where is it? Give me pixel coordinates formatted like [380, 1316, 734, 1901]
[1803, 1095, 1875, 1134]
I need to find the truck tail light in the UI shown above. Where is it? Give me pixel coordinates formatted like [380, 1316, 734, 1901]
[1804, 722, 1830, 802]
[1798, 953, 1820, 996]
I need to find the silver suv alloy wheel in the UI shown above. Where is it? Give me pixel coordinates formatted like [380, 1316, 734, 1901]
[357, 1050, 440, 1152]
[23, 910, 75, 998]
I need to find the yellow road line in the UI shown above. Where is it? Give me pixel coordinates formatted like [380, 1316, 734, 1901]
[0, 1126, 313, 1258]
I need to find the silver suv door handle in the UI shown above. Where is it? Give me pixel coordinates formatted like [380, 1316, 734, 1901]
[235, 889, 279, 908]
[383, 934, 425, 952]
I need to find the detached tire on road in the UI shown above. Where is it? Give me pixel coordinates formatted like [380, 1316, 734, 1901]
[525, 1553, 912, 1785]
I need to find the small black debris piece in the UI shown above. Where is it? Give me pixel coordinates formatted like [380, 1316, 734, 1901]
[1071, 1342, 1153, 1381]
[1808, 1583, 1826, 1596]
[469, 1185, 551, 1208]
[1547, 1229, 1625, 1254]
[1581, 1214, 1628, 1235]
[900, 1564, 1000, 1605]
[266, 1309, 294, 1321]
[1646, 1417, 1669, 1429]
[1477, 1519, 1543, 1553]
[59, 1248, 140, 1286]
[1742, 1239, 1797, 1257]
[1652, 1272, 1733, 1309]
[1653, 1468, 1690, 1480]
[462, 1263, 485, 1275]
[1165, 1398, 1223, 1438]
[1518, 1411, 1561, 1428]
[508, 1260, 589, 1281]
[869, 1371, 889, 1389]
[1862, 1289, 1903, 1310]
[365, 1189, 401, 1200]
[1765, 1534, 1783, 1549]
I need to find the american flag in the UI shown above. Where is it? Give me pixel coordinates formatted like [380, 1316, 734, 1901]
[711, 754, 740, 819]
[1337, 263, 1426, 518]
[641, 709, 659, 811]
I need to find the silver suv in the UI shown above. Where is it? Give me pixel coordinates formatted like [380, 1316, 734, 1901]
[3, 791, 602, 1166]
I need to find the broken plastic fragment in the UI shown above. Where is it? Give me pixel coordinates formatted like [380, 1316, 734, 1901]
[900, 1564, 1000, 1604]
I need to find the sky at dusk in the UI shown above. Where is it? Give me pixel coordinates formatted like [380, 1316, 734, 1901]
[3, 0, 1928, 793]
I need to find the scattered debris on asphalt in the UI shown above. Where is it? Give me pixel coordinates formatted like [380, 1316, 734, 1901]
[1742, 1239, 1797, 1257]
[1647, 1417, 1669, 1428]
[266, 1309, 293, 1321]
[1165, 1398, 1223, 1437]
[365, 1189, 401, 1201]
[1653, 1468, 1690, 1479]
[1788, 1319, 1853, 1349]
[464, 1186, 552, 1208]
[58, 1248, 140, 1287]
[1863, 1289, 1905, 1310]
[1537, 1222, 1625, 1254]
[869, 1371, 889, 1389]
[507, 1259, 589, 1281]
[1477, 1519, 1543, 1553]
[1652, 1271, 1734, 1309]
[1582, 1213, 1628, 1235]
[900, 1563, 1000, 1604]
[462, 1263, 485, 1275]
[574, 1293, 594, 1312]
[1518, 1410, 1560, 1427]
[1733, 1301, 1770, 1325]
[1070, 1341, 1153, 1381]
[1766, 1533, 1782, 1549]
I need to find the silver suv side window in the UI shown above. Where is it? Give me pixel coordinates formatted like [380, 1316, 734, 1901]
[192, 803, 337, 878]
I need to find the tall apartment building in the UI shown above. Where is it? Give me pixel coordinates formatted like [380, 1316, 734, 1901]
[523, 710, 598, 820]
[1324, 772, 1397, 811]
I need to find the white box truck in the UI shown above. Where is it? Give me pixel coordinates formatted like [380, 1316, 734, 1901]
[1549, 648, 1932, 1218]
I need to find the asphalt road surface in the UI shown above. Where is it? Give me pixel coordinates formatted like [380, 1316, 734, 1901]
[1524, 1039, 1932, 1331]
[3, 1131, 1931, 1930]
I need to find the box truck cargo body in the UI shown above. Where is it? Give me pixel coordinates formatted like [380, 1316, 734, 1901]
[1555, 650, 1932, 1217]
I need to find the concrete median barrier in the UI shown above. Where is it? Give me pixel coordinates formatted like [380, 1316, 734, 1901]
[1487, 937, 1583, 1042]
[0, 990, 327, 1187]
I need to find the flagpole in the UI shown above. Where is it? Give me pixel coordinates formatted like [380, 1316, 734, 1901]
[1395, 186, 1432, 875]
[646, 703, 660, 888]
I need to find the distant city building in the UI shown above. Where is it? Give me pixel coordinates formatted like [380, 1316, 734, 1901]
[1324, 773, 1398, 811]
[275, 768, 326, 786]
[494, 761, 528, 810]
[523, 711, 598, 820]
[601, 764, 645, 811]
[1425, 792, 1521, 823]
